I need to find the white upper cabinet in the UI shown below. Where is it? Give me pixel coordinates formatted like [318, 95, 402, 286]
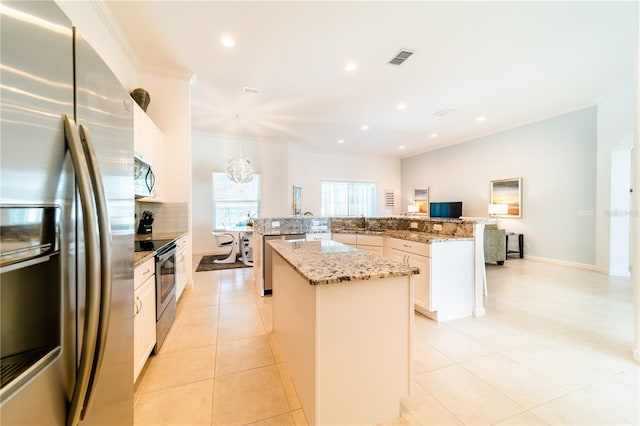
[133, 103, 164, 202]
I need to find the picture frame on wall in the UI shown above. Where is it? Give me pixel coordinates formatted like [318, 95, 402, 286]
[490, 178, 522, 218]
[413, 188, 430, 215]
[292, 186, 302, 215]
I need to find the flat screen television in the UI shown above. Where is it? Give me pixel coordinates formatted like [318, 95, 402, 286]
[429, 202, 462, 218]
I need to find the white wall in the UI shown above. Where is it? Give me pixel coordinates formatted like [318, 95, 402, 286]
[57, 0, 138, 90]
[191, 134, 401, 254]
[596, 80, 635, 275]
[297, 150, 401, 217]
[191, 134, 290, 254]
[402, 107, 598, 267]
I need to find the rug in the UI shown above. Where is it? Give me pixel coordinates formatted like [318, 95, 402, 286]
[196, 255, 252, 272]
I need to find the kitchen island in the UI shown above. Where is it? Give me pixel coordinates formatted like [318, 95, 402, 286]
[269, 240, 417, 426]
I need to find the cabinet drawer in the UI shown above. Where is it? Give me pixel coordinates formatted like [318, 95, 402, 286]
[134, 257, 155, 289]
[332, 233, 357, 245]
[388, 237, 430, 257]
[176, 236, 188, 250]
[356, 234, 383, 247]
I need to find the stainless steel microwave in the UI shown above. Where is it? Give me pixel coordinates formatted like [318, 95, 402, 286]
[134, 153, 155, 199]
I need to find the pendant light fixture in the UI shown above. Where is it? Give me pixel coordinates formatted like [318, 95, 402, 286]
[226, 114, 254, 184]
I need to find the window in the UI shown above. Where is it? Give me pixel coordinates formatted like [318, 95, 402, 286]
[212, 172, 260, 229]
[321, 181, 377, 216]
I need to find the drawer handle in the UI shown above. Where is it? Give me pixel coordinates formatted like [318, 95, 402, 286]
[403, 244, 411, 248]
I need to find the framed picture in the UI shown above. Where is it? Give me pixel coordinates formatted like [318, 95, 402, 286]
[490, 178, 522, 218]
[413, 188, 430, 215]
[292, 186, 302, 215]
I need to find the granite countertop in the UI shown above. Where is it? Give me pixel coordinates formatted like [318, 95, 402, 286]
[254, 228, 329, 236]
[331, 228, 473, 244]
[269, 240, 418, 286]
[134, 231, 186, 242]
[134, 251, 154, 267]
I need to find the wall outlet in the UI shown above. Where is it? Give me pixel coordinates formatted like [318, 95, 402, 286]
[433, 224, 443, 232]
[410, 222, 418, 229]
[272, 221, 280, 227]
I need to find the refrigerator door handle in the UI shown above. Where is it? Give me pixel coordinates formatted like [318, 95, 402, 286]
[63, 114, 102, 426]
[78, 124, 113, 420]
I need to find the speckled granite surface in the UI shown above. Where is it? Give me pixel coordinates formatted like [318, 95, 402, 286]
[332, 229, 474, 244]
[269, 240, 418, 285]
[134, 251, 154, 267]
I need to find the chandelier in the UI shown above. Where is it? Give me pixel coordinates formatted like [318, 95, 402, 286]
[226, 155, 254, 184]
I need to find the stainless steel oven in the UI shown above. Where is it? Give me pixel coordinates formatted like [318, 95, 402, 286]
[153, 242, 177, 351]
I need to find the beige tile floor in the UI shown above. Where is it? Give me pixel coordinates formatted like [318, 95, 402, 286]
[134, 257, 639, 426]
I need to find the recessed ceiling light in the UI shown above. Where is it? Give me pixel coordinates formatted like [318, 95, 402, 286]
[430, 133, 438, 138]
[221, 36, 235, 48]
[345, 63, 358, 72]
[397, 103, 407, 111]
[337, 139, 345, 144]
[361, 125, 369, 131]
[476, 116, 487, 122]
[399, 145, 406, 150]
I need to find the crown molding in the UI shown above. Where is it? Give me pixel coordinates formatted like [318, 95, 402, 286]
[90, 0, 194, 82]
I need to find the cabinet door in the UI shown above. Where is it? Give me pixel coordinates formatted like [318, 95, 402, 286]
[176, 248, 186, 300]
[407, 253, 431, 311]
[306, 232, 331, 241]
[134, 276, 156, 382]
[332, 233, 357, 246]
[358, 245, 384, 255]
[386, 247, 406, 264]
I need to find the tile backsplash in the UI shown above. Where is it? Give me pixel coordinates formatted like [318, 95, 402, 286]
[135, 202, 188, 234]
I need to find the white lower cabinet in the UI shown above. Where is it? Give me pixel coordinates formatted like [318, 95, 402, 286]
[134, 257, 156, 383]
[387, 237, 474, 321]
[175, 236, 188, 300]
[306, 232, 332, 241]
[387, 239, 433, 318]
[332, 233, 384, 254]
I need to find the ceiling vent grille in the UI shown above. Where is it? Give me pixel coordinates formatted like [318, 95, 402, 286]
[242, 86, 261, 94]
[388, 49, 415, 65]
[384, 189, 395, 208]
[433, 108, 457, 117]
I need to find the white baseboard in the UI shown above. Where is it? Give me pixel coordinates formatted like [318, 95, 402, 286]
[523, 255, 599, 272]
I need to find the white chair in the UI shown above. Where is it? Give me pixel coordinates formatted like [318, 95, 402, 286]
[238, 233, 253, 266]
[213, 232, 237, 263]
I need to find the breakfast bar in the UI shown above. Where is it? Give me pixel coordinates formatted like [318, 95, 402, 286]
[269, 240, 418, 426]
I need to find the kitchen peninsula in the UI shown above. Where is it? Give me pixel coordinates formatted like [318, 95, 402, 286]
[253, 215, 486, 320]
[269, 239, 417, 425]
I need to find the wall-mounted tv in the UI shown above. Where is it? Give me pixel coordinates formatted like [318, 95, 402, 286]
[429, 202, 462, 218]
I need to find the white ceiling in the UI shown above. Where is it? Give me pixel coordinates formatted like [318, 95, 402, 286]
[104, 1, 637, 158]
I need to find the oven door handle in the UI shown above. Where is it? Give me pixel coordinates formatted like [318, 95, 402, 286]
[64, 115, 101, 426]
[78, 124, 113, 420]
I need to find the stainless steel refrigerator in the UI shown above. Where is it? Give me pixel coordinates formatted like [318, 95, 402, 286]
[1, 1, 134, 424]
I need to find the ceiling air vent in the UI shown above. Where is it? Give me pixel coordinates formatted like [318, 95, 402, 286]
[242, 86, 261, 94]
[384, 189, 395, 208]
[433, 108, 457, 117]
[388, 49, 415, 65]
